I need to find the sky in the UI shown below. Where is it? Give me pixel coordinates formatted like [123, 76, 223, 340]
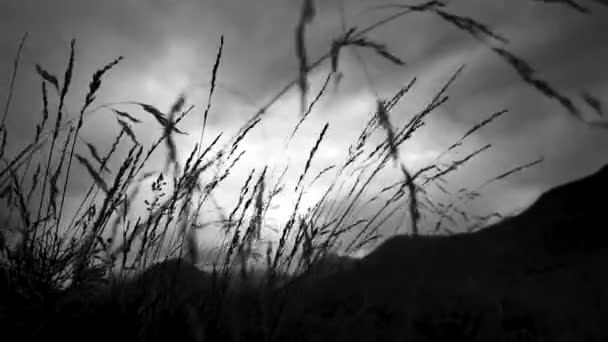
[1, 0, 608, 255]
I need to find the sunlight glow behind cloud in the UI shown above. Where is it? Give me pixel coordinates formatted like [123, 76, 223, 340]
[2, 0, 608, 261]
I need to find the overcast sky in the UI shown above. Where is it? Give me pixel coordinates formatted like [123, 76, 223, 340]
[2, 0, 608, 252]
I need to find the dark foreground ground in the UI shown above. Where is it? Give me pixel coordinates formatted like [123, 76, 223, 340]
[2, 165, 608, 341]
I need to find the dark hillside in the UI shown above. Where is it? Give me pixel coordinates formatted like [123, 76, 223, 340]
[275, 164, 608, 341]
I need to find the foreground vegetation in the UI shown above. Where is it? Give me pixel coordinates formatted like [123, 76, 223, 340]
[1, 1, 606, 341]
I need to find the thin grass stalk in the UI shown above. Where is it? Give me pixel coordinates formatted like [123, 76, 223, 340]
[57, 54, 124, 227]
[65, 129, 125, 231]
[197, 36, 224, 158]
[1, 33, 28, 130]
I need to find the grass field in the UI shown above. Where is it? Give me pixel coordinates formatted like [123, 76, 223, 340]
[1, 1, 607, 341]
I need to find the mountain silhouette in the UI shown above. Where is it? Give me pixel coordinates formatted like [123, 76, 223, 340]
[275, 164, 608, 341]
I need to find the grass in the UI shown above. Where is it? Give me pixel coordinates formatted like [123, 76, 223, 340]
[1, 1, 606, 341]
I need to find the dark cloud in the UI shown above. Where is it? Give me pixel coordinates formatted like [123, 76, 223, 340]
[1, 0, 608, 243]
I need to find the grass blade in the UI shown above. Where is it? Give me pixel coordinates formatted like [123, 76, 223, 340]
[76, 154, 109, 193]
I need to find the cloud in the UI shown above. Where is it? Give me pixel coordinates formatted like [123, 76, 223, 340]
[1, 0, 608, 251]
